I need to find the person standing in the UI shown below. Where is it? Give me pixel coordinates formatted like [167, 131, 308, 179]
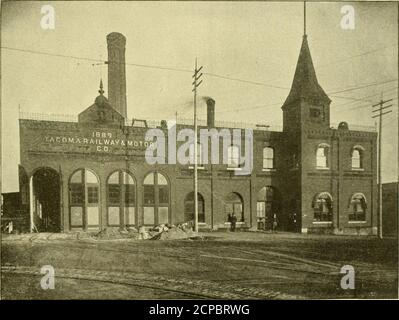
[230, 213, 237, 232]
[272, 214, 278, 233]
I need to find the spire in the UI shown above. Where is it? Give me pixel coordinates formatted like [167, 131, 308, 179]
[98, 79, 105, 95]
[304, 1, 307, 36]
[282, 32, 330, 108]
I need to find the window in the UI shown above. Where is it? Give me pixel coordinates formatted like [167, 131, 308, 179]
[224, 192, 244, 222]
[313, 192, 333, 222]
[106, 170, 136, 227]
[143, 172, 169, 225]
[349, 193, 366, 221]
[70, 184, 84, 205]
[124, 185, 135, 205]
[87, 186, 98, 204]
[144, 186, 155, 205]
[108, 185, 121, 205]
[227, 145, 240, 168]
[351, 146, 364, 169]
[310, 108, 321, 118]
[189, 143, 202, 165]
[316, 144, 329, 168]
[69, 169, 100, 229]
[263, 147, 274, 169]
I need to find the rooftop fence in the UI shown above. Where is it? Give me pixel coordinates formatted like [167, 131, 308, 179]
[19, 112, 376, 132]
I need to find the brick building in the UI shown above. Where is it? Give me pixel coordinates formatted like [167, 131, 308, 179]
[382, 182, 398, 237]
[17, 32, 378, 235]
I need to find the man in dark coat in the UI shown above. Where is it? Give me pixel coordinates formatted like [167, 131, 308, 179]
[230, 213, 237, 232]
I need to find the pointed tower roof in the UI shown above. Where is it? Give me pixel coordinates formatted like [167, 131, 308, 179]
[282, 35, 331, 108]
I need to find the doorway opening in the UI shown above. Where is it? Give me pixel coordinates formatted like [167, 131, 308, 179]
[32, 168, 61, 232]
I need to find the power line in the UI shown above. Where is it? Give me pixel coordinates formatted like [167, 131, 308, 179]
[3, 45, 397, 95]
[203, 72, 289, 90]
[1, 46, 193, 74]
[332, 87, 398, 108]
[316, 44, 397, 70]
[2, 45, 397, 110]
[335, 99, 397, 113]
[328, 79, 398, 95]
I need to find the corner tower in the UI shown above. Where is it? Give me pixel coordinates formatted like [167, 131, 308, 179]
[282, 34, 331, 132]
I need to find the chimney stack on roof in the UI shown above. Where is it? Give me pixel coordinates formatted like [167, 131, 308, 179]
[206, 98, 215, 128]
[106, 32, 127, 119]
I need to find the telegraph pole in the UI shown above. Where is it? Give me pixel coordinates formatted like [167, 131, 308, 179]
[372, 95, 393, 239]
[192, 58, 203, 233]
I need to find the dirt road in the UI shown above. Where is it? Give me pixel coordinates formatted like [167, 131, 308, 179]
[1, 231, 397, 299]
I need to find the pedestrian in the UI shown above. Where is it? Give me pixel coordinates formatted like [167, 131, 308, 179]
[272, 214, 278, 233]
[230, 213, 237, 232]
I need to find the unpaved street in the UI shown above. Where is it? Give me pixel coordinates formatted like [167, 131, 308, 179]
[1, 231, 397, 299]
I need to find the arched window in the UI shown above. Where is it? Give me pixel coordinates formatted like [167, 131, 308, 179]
[351, 146, 364, 169]
[69, 169, 100, 230]
[227, 145, 240, 168]
[143, 172, 169, 226]
[313, 192, 333, 222]
[189, 142, 202, 165]
[263, 147, 274, 169]
[316, 144, 330, 168]
[107, 170, 136, 227]
[184, 192, 205, 223]
[349, 193, 367, 221]
[224, 192, 244, 222]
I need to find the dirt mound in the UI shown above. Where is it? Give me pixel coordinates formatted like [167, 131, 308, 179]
[150, 226, 197, 240]
[94, 227, 139, 240]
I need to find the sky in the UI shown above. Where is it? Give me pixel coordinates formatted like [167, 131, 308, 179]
[1, 1, 398, 192]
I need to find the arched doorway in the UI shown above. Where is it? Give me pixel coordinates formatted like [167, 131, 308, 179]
[224, 192, 244, 222]
[31, 167, 61, 232]
[184, 192, 205, 223]
[256, 186, 280, 230]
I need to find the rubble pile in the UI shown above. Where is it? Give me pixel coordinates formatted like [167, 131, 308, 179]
[93, 222, 198, 240]
[94, 227, 140, 240]
[150, 223, 197, 240]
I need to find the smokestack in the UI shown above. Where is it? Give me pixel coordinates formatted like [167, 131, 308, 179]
[206, 98, 215, 128]
[106, 32, 127, 118]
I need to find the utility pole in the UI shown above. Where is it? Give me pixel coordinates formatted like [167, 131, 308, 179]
[192, 58, 203, 233]
[372, 95, 393, 239]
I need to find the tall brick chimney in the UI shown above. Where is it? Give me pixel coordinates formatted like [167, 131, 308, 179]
[206, 98, 215, 127]
[106, 32, 127, 118]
